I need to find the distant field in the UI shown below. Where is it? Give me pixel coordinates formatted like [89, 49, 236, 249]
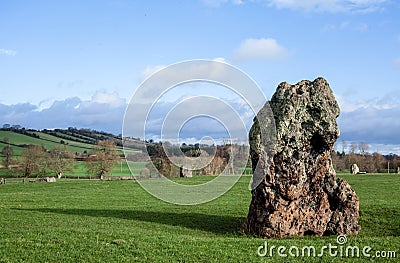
[69, 161, 148, 178]
[0, 160, 149, 178]
[0, 174, 398, 262]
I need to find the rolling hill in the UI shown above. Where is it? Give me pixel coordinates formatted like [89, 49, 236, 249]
[0, 127, 142, 157]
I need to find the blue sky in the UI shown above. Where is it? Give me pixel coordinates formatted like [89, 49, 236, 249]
[0, 0, 399, 153]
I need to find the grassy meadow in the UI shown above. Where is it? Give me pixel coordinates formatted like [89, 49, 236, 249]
[0, 173, 399, 262]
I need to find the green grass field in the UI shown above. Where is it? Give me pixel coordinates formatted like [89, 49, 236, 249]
[0, 160, 148, 178]
[0, 174, 399, 262]
[69, 161, 148, 178]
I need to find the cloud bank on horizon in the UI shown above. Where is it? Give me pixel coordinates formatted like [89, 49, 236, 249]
[1, 87, 399, 154]
[0, 0, 399, 154]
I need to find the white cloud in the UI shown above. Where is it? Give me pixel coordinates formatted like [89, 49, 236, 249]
[201, 0, 388, 13]
[268, 0, 388, 13]
[367, 143, 400, 155]
[89, 91, 126, 108]
[0, 48, 17, 56]
[133, 95, 254, 142]
[234, 38, 289, 61]
[36, 98, 55, 112]
[336, 92, 399, 113]
[212, 57, 227, 63]
[140, 58, 227, 83]
[335, 92, 400, 151]
[135, 59, 267, 110]
[0, 93, 128, 134]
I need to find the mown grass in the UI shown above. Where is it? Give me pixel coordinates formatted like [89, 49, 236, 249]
[0, 174, 398, 262]
[62, 161, 148, 178]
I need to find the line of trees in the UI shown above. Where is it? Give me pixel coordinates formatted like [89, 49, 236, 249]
[142, 141, 248, 177]
[332, 141, 400, 173]
[142, 140, 400, 176]
[0, 140, 120, 179]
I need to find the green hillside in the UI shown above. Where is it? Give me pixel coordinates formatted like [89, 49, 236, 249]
[0, 128, 143, 158]
[0, 130, 93, 156]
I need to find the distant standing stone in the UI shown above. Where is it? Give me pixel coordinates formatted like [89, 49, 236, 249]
[350, 164, 360, 175]
[180, 166, 192, 178]
[40, 177, 56, 183]
[246, 77, 361, 238]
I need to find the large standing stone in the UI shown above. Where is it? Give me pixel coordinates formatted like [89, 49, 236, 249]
[246, 77, 361, 237]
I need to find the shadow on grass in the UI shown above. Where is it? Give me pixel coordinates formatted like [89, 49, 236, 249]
[358, 207, 400, 237]
[15, 207, 399, 237]
[15, 208, 245, 235]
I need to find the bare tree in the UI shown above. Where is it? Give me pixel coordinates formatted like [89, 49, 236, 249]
[20, 145, 48, 177]
[48, 145, 76, 179]
[349, 142, 357, 154]
[86, 140, 119, 179]
[1, 145, 14, 169]
[341, 140, 347, 154]
[358, 142, 369, 155]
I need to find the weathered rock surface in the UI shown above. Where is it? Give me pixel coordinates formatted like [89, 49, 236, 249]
[246, 77, 361, 237]
[350, 164, 360, 175]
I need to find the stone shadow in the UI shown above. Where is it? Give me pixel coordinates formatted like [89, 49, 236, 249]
[15, 208, 244, 236]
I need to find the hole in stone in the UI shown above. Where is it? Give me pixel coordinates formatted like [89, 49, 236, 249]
[297, 88, 304, 95]
[310, 133, 325, 153]
[327, 194, 339, 210]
